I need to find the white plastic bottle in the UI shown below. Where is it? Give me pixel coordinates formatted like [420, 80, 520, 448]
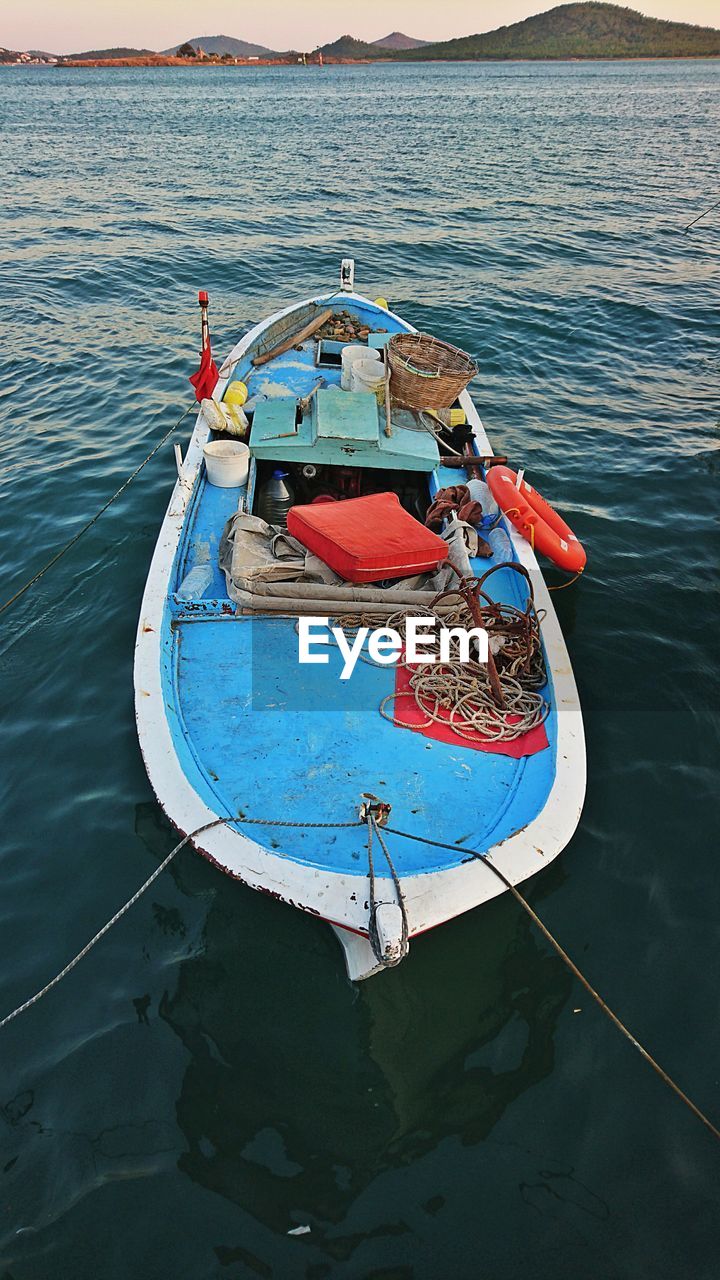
[487, 526, 514, 562]
[465, 477, 499, 517]
[178, 563, 214, 598]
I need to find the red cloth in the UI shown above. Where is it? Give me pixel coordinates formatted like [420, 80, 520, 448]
[392, 661, 549, 758]
[287, 493, 449, 583]
[425, 484, 483, 530]
[189, 341, 219, 402]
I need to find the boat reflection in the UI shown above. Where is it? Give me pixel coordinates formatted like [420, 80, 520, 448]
[147, 800, 572, 1238]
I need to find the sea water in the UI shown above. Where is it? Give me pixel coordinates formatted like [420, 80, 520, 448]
[1, 59, 719, 1279]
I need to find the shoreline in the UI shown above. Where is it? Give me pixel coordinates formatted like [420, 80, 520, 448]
[54, 56, 358, 67]
[24, 53, 720, 68]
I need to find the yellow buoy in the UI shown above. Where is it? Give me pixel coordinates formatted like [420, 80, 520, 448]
[225, 380, 248, 407]
[374, 297, 389, 310]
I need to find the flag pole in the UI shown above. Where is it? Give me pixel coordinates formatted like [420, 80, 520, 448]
[198, 290, 209, 352]
[189, 290, 220, 402]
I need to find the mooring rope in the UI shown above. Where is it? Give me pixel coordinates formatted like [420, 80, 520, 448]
[366, 814, 409, 967]
[684, 196, 720, 233]
[383, 824, 720, 1145]
[0, 402, 195, 618]
[0, 813, 360, 1032]
[1, 809, 717, 1145]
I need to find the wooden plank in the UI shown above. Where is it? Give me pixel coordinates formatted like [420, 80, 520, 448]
[383, 354, 393, 438]
[251, 309, 333, 367]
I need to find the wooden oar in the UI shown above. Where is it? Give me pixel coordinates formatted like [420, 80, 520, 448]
[251, 308, 333, 367]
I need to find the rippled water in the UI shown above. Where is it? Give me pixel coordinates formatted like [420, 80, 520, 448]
[1, 60, 719, 1278]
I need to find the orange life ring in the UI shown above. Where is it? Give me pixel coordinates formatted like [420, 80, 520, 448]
[486, 466, 586, 574]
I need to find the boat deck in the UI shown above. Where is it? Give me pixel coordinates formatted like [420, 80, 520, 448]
[160, 309, 558, 880]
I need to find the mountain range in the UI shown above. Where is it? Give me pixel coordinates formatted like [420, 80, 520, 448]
[318, 4, 720, 59]
[7, 3, 720, 64]
[162, 30, 428, 57]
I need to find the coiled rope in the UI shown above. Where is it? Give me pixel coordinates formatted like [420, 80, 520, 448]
[0, 808, 717, 1143]
[381, 662, 548, 742]
[337, 563, 549, 742]
[0, 402, 195, 618]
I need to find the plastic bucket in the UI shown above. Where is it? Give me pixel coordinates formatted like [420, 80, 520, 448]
[350, 359, 385, 401]
[341, 344, 379, 391]
[203, 440, 250, 488]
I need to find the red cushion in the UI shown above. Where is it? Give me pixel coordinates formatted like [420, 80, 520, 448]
[287, 492, 449, 583]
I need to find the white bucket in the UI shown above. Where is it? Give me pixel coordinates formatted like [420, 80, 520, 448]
[203, 439, 250, 488]
[341, 344, 380, 391]
[350, 358, 385, 400]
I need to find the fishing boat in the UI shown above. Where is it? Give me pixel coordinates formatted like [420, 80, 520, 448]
[134, 262, 586, 981]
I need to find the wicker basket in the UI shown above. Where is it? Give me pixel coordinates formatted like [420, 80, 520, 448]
[387, 332, 477, 411]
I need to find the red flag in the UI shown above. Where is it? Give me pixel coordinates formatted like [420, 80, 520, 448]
[189, 342, 219, 401]
[189, 290, 219, 401]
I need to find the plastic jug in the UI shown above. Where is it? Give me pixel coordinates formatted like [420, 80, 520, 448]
[257, 469, 295, 527]
[487, 526, 515, 562]
[466, 477, 500, 523]
[224, 380, 248, 407]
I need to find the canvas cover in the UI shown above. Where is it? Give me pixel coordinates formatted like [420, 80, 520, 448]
[218, 512, 477, 616]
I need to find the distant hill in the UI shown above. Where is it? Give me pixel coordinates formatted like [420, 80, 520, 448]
[317, 35, 380, 58]
[64, 47, 156, 59]
[163, 35, 276, 57]
[402, 2, 720, 60]
[372, 32, 429, 50]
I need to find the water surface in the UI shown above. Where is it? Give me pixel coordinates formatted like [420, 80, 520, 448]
[1, 60, 719, 1279]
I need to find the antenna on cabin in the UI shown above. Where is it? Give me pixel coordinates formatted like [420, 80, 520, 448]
[340, 258, 355, 292]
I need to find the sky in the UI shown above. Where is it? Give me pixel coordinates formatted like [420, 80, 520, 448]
[4, 0, 719, 55]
